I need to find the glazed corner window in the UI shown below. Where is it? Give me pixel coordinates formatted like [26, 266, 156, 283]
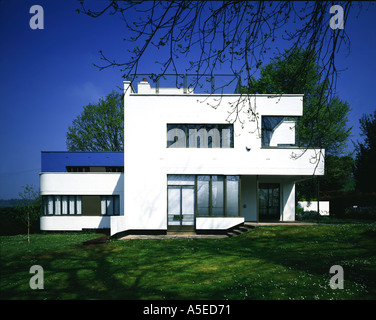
[261, 116, 298, 147]
[167, 124, 234, 148]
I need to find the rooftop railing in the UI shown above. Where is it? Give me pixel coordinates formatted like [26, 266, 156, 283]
[127, 74, 242, 94]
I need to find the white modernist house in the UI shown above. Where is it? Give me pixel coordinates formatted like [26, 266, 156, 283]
[40, 78, 325, 236]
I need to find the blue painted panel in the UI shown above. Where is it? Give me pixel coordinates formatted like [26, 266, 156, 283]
[41, 151, 124, 172]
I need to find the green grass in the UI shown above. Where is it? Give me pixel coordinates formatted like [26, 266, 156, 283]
[1, 224, 376, 300]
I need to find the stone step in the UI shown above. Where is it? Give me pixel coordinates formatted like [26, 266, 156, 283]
[227, 223, 255, 237]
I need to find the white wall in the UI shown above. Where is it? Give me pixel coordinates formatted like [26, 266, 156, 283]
[122, 82, 324, 232]
[40, 173, 124, 232]
[298, 201, 330, 216]
[269, 120, 296, 146]
[282, 181, 295, 221]
[196, 217, 244, 230]
[240, 176, 257, 221]
[40, 173, 123, 196]
[40, 216, 110, 231]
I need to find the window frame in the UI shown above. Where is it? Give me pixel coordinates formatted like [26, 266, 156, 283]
[261, 116, 299, 148]
[42, 195, 120, 216]
[168, 174, 241, 218]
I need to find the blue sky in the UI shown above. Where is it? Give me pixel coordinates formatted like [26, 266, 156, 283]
[0, 1, 375, 199]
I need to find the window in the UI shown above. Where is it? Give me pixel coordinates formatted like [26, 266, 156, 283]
[67, 166, 124, 172]
[43, 195, 82, 215]
[42, 195, 120, 216]
[197, 176, 210, 216]
[226, 176, 240, 217]
[100, 195, 121, 215]
[168, 175, 240, 217]
[212, 176, 225, 216]
[66, 166, 89, 172]
[261, 116, 298, 147]
[167, 124, 234, 148]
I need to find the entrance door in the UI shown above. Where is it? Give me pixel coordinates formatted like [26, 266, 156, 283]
[168, 186, 195, 231]
[259, 183, 280, 220]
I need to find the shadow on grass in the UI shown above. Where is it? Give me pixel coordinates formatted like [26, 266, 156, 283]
[1, 224, 376, 300]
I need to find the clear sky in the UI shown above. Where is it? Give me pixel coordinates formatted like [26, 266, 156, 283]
[0, 1, 375, 199]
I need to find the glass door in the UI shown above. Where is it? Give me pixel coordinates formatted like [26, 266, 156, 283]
[168, 186, 195, 231]
[259, 183, 280, 221]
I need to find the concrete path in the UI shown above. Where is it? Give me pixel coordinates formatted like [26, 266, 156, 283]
[120, 234, 228, 240]
[245, 221, 318, 227]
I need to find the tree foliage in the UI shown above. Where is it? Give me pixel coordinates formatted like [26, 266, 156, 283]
[16, 184, 40, 243]
[244, 49, 351, 156]
[354, 110, 376, 192]
[298, 155, 354, 201]
[66, 91, 124, 151]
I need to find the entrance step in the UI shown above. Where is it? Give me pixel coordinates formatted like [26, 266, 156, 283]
[83, 235, 110, 245]
[227, 223, 255, 238]
[167, 231, 197, 236]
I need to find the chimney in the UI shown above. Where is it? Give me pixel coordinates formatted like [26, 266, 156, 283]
[138, 78, 151, 93]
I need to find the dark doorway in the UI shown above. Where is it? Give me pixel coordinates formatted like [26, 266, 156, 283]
[259, 183, 280, 220]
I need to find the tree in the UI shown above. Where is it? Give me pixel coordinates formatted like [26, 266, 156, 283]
[66, 91, 124, 151]
[77, 1, 365, 102]
[354, 110, 376, 192]
[16, 184, 40, 243]
[298, 155, 354, 200]
[244, 49, 352, 156]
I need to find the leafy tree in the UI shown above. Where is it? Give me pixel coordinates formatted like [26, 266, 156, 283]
[298, 155, 354, 200]
[242, 49, 352, 201]
[243, 49, 351, 156]
[66, 91, 124, 151]
[16, 184, 40, 243]
[354, 110, 376, 192]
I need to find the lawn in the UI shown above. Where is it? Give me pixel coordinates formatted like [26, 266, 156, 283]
[1, 224, 376, 300]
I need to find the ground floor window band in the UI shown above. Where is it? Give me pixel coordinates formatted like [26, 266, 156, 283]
[42, 195, 120, 216]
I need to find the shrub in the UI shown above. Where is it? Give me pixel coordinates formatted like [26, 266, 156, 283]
[296, 206, 320, 221]
[344, 206, 376, 220]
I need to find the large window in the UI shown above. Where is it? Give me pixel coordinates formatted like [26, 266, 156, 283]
[42, 195, 120, 216]
[167, 124, 234, 148]
[196, 175, 240, 217]
[168, 174, 240, 218]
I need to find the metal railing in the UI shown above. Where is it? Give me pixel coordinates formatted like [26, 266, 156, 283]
[126, 74, 242, 94]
